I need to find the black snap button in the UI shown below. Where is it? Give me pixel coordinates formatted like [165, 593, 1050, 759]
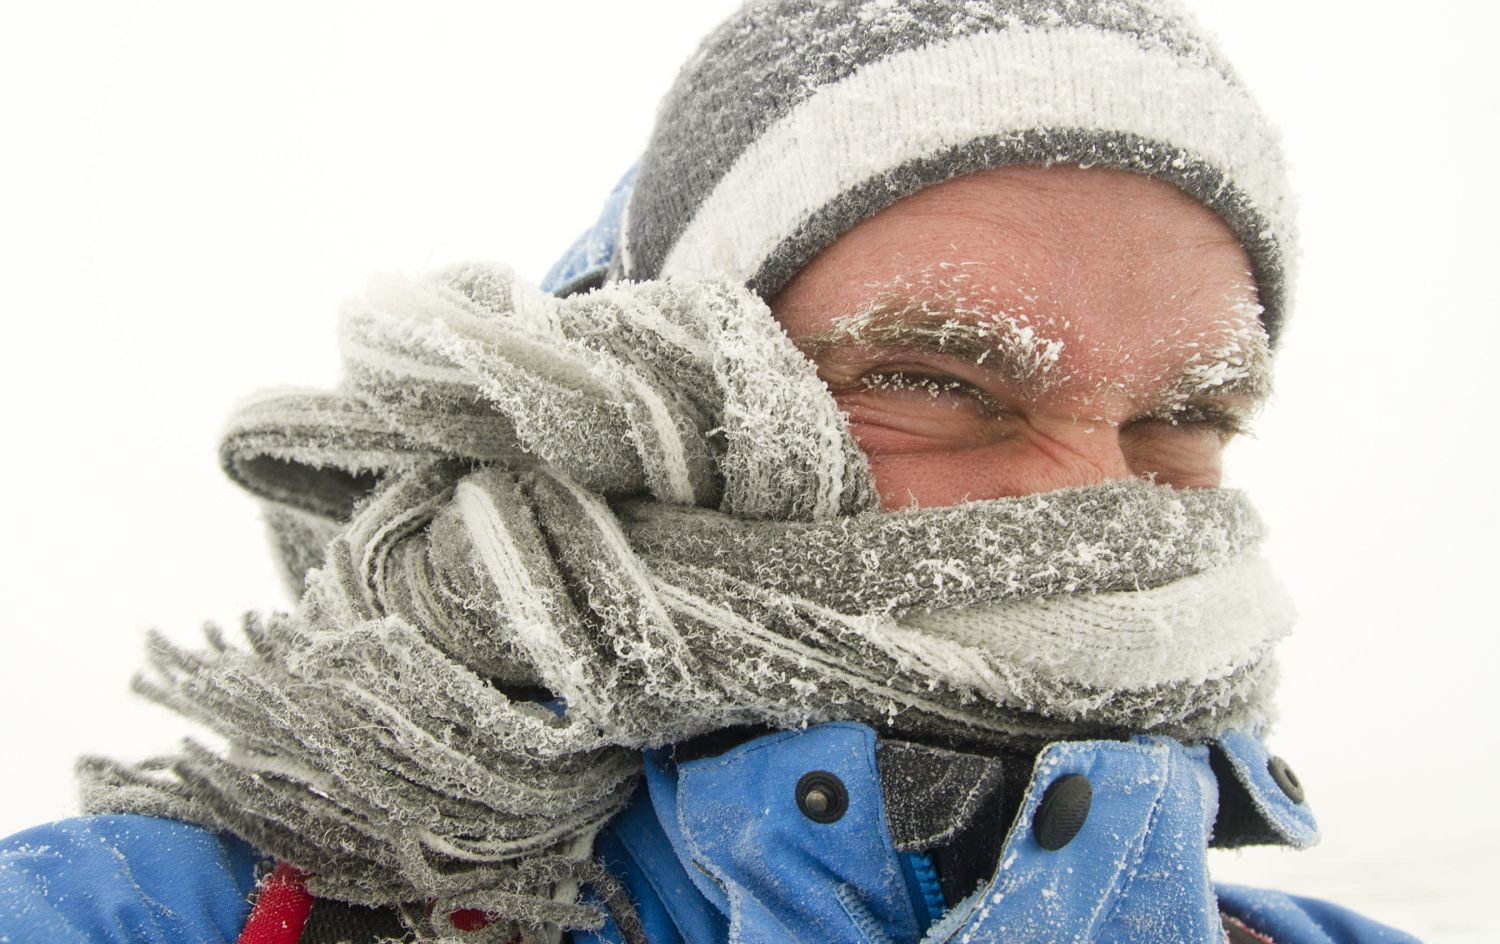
[796, 771, 848, 823]
[1267, 756, 1305, 804]
[1033, 774, 1092, 851]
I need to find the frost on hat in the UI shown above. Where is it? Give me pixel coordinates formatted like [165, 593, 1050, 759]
[618, 0, 1295, 341]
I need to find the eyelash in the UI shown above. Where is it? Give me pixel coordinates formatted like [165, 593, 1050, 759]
[856, 370, 1005, 415]
[1133, 405, 1252, 439]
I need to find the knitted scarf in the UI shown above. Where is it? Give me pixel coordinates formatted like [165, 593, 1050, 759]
[79, 264, 1290, 943]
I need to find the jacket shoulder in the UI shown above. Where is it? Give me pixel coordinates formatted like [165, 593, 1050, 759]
[0, 814, 260, 943]
[1217, 883, 1423, 944]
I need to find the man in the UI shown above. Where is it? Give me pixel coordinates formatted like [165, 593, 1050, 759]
[0, 1, 1418, 942]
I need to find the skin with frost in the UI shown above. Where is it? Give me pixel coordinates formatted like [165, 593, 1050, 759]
[772, 165, 1272, 509]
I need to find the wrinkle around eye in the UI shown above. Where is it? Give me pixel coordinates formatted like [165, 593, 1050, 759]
[831, 386, 1024, 452]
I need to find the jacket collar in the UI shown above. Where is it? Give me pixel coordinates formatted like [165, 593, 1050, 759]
[633, 723, 1316, 943]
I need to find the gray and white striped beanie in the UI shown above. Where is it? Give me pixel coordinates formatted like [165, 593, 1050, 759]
[617, 0, 1295, 340]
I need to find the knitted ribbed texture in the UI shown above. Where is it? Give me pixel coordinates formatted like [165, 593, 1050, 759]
[80, 267, 1285, 941]
[623, 0, 1295, 340]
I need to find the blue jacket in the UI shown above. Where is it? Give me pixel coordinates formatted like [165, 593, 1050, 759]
[572, 723, 1416, 944]
[0, 724, 1417, 942]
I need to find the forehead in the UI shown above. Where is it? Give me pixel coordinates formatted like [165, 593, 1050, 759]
[771, 165, 1264, 400]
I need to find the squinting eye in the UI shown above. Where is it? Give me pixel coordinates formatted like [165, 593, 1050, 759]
[856, 371, 1003, 415]
[1128, 405, 1251, 441]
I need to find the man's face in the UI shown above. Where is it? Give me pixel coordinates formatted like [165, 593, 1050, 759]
[771, 166, 1269, 510]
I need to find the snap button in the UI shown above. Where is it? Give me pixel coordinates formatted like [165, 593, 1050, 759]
[1267, 755, 1305, 804]
[796, 771, 848, 823]
[1033, 773, 1092, 850]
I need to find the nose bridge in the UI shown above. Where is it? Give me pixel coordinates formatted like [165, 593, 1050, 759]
[1023, 417, 1134, 489]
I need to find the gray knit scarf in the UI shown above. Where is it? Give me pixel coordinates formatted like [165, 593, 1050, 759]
[79, 264, 1290, 943]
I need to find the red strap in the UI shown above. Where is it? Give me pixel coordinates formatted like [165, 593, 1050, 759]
[237, 862, 315, 944]
[447, 909, 492, 932]
[235, 861, 512, 943]
[442, 905, 518, 939]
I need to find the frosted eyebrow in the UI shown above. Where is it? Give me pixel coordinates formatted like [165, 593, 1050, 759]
[796, 299, 1067, 391]
[1147, 323, 1274, 412]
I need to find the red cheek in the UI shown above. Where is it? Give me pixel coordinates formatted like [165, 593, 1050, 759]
[845, 413, 1229, 507]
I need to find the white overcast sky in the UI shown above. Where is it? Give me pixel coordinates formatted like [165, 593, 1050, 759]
[2, 2, 1496, 940]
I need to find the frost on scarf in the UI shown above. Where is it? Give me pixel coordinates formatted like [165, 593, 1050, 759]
[79, 265, 1289, 943]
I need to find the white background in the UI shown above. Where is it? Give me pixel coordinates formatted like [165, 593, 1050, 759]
[1, 2, 1495, 940]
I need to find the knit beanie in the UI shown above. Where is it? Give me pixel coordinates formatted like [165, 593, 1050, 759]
[616, 0, 1295, 341]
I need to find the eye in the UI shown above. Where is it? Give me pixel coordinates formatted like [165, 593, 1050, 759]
[853, 370, 1005, 417]
[1125, 403, 1251, 442]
